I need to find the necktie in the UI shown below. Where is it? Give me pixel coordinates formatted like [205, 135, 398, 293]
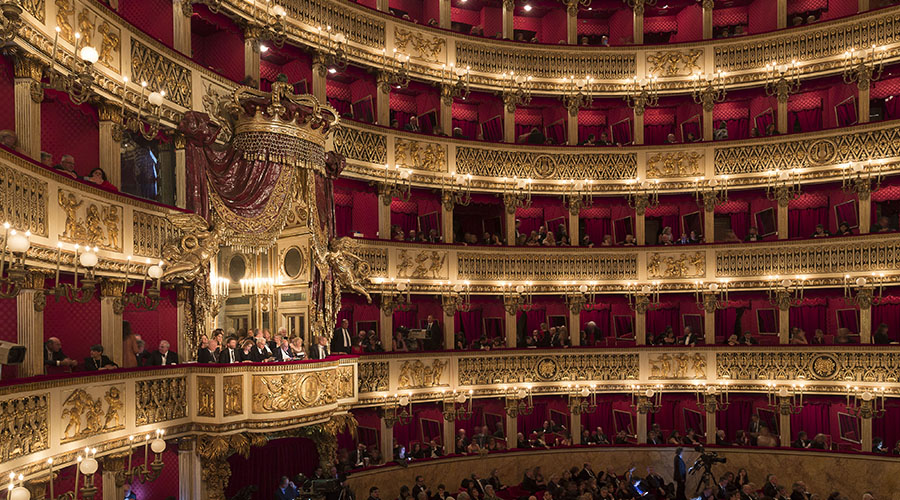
[230, 350, 235, 363]
[343, 329, 350, 347]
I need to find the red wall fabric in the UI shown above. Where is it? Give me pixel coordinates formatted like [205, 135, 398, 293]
[340, 293, 381, 337]
[122, 287, 178, 355]
[0, 55, 14, 133]
[334, 178, 379, 238]
[52, 460, 103, 500]
[482, 7, 503, 37]
[542, 9, 568, 44]
[390, 0, 424, 21]
[452, 6, 481, 26]
[118, 0, 174, 47]
[129, 449, 178, 499]
[191, 5, 244, 83]
[748, 0, 777, 34]
[608, 9, 633, 45]
[43, 285, 102, 368]
[672, 4, 703, 43]
[40, 90, 100, 177]
[0, 297, 16, 379]
[226, 437, 320, 498]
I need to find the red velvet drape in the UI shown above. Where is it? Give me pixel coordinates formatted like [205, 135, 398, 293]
[226, 437, 319, 498]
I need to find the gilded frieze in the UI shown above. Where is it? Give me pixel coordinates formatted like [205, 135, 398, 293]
[130, 39, 192, 108]
[457, 353, 639, 385]
[60, 385, 124, 442]
[55, 0, 76, 43]
[133, 211, 183, 259]
[97, 20, 122, 71]
[646, 49, 702, 77]
[647, 252, 705, 279]
[646, 152, 703, 178]
[358, 361, 389, 393]
[456, 147, 637, 180]
[455, 42, 635, 80]
[395, 138, 446, 172]
[21, 0, 45, 23]
[0, 162, 48, 237]
[396, 249, 447, 279]
[716, 351, 900, 383]
[223, 375, 243, 417]
[135, 377, 187, 426]
[0, 394, 49, 462]
[457, 252, 637, 281]
[397, 359, 448, 389]
[197, 376, 216, 417]
[284, 0, 385, 47]
[649, 353, 706, 380]
[716, 238, 900, 277]
[333, 127, 387, 165]
[394, 27, 445, 63]
[355, 247, 388, 277]
[57, 189, 122, 251]
[252, 366, 354, 413]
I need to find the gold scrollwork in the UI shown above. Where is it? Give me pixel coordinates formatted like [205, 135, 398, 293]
[716, 351, 900, 382]
[458, 353, 639, 385]
[223, 375, 243, 417]
[135, 377, 187, 426]
[197, 376, 216, 417]
[0, 161, 48, 237]
[396, 249, 447, 279]
[358, 361, 389, 393]
[397, 359, 447, 389]
[60, 386, 124, 442]
[57, 189, 122, 251]
[647, 252, 705, 279]
[252, 366, 354, 413]
[395, 138, 446, 172]
[333, 127, 387, 165]
[394, 27, 445, 62]
[0, 394, 49, 462]
[456, 147, 636, 180]
[646, 49, 702, 76]
[646, 152, 703, 178]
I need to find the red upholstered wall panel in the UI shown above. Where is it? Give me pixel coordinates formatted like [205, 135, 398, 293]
[0, 297, 16, 379]
[193, 30, 244, 83]
[451, 6, 481, 25]
[0, 55, 14, 132]
[43, 288, 101, 369]
[118, 0, 174, 46]
[542, 9, 568, 44]
[129, 449, 178, 499]
[672, 4, 702, 43]
[577, 18, 609, 36]
[748, 0, 777, 34]
[390, 0, 424, 21]
[482, 7, 502, 37]
[40, 90, 99, 177]
[609, 9, 633, 45]
[122, 287, 178, 355]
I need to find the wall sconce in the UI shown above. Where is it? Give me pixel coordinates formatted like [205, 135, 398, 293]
[378, 48, 411, 92]
[501, 71, 533, 112]
[626, 179, 659, 216]
[695, 281, 728, 313]
[630, 384, 662, 414]
[503, 386, 533, 417]
[767, 276, 804, 310]
[118, 257, 163, 311]
[48, 243, 98, 304]
[766, 381, 805, 415]
[441, 173, 472, 211]
[383, 393, 412, 428]
[567, 384, 597, 415]
[764, 60, 801, 101]
[379, 278, 411, 314]
[628, 282, 659, 314]
[501, 282, 527, 315]
[315, 26, 347, 75]
[502, 176, 532, 214]
[694, 380, 730, 413]
[565, 282, 588, 314]
[765, 169, 801, 206]
[840, 162, 882, 199]
[843, 274, 884, 309]
[239, 277, 276, 313]
[561, 75, 594, 116]
[246, 0, 287, 49]
[440, 63, 470, 105]
[441, 281, 471, 315]
[694, 177, 728, 212]
[210, 273, 231, 317]
[0, 223, 30, 299]
[442, 389, 473, 422]
[123, 430, 168, 484]
[35, 28, 98, 105]
[842, 45, 885, 88]
[379, 164, 411, 204]
[0, 0, 23, 43]
[565, 179, 593, 216]
[623, 75, 659, 115]
[845, 386, 886, 419]
[40, 448, 101, 500]
[691, 71, 726, 111]
[113, 78, 166, 142]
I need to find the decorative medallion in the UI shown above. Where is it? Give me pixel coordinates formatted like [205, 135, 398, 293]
[807, 139, 837, 166]
[536, 357, 559, 381]
[809, 354, 839, 380]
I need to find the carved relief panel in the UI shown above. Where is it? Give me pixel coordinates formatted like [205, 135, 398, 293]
[646, 152, 703, 179]
[197, 376, 216, 417]
[646, 49, 702, 77]
[53, 0, 121, 71]
[60, 384, 124, 443]
[394, 138, 446, 172]
[57, 188, 123, 251]
[0, 394, 49, 462]
[649, 353, 707, 380]
[647, 251, 706, 279]
[393, 27, 445, 63]
[252, 365, 354, 413]
[135, 377, 187, 426]
[396, 358, 449, 390]
[395, 249, 448, 279]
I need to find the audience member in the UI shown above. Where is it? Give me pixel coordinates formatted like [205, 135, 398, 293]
[44, 337, 78, 372]
[151, 340, 179, 365]
[84, 167, 118, 191]
[53, 154, 78, 178]
[84, 344, 118, 371]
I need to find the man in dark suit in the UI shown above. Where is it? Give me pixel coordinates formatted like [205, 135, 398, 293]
[576, 463, 596, 482]
[682, 326, 702, 346]
[275, 476, 299, 500]
[198, 339, 220, 364]
[673, 447, 686, 500]
[792, 431, 811, 448]
[150, 340, 179, 366]
[331, 319, 353, 355]
[252, 337, 274, 362]
[44, 337, 77, 373]
[274, 338, 294, 361]
[423, 315, 442, 350]
[84, 345, 118, 371]
[310, 336, 330, 360]
[222, 337, 239, 363]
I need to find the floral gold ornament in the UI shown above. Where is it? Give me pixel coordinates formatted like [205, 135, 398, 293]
[458, 352, 638, 385]
[766, 382, 805, 415]
[394, 26, 445, 63]
[358, 361, 389, 393]
[0, 0, 24, 42]
[0, 162, 48, 237]
[223, 375, 243, 417]
[135, 377, 187, 426]
[646, 252, 705, 279]
[455, 42, 634, 80]
[0, 394, 49, 462]
[397, 359, 448, 389]
[630, 384, 662, 414]
[395, 138, 446, 172]
[646, 152, 702, 179]
[456, 146, 636, 181]
[60, 386, 124, 442]
[197, 376, 216, 417]
[458, 252, 636, 281]
[646, 49, 701, 77]
[624, 75, 659, 116]
[332, 126, 387, 164]
[252, 367, 354, 413]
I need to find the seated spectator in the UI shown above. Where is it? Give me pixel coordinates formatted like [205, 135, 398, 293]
[44, 337, 78, 372]
[623, 234, 636, 246]
[689, 230, 702, 243]
[790, 328, 808, 345]
[525, 230, 539, 246]
[872, 215, 894, 232]
[726, 334, 740, 346]
[738, 331, 757, 345]
[238, 339, 256, 362]
[873, 323, 891, 344]
[764, 123, 778, 136]
[810, 328, 826, 345]
[723, 230, 741, 242]
[84, 344, 118, 371]
[526, 127, 545, 145]
[681, 326, 701, 346]
[394, 330, 410, 351]
[811, 224, 829, 238]
[659, 226, 674, 245]
[600, 35, 609, 46]
[835, 221, 852, 236]
[834, 327, 853, 344]
[290, 336, 307, 358]
[676, 232, 691, 245]
[657, 327, 677, 345]
[666, 133, 678, 144]
[452, 127, 464, 138]
[792, 431, 811, 448]
[745, 226, 761, 242]
[756, 425, 778, 447]
[54, 154, 78, 178]
[135, 339, 152, 367]
[714, 121, 729, 140]
[597, 131, 611, 145]
[600, 234, 612, 246]
[581, 134, 596, 146]
[581, 234, 594, 247]
[84, 167, 118, 191]
[426, 228, 441, 243]
[809, 433, 828, 449]
[198, 338, 220, 363]
[40, 151, 53, 166]
[0, 129, 19, 151]
[254, 336, 275, 361]
[405, 116, 421, 133]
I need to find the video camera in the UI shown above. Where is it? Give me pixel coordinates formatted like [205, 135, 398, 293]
[688, 446, 726, 476]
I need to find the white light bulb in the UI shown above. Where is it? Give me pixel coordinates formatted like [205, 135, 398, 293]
[79, 252, 98, 268]
[79, 46, 99, 64]
[148, 265, 163, 279]
[147, 91, 164, 106]
[7, 232, 30, 253]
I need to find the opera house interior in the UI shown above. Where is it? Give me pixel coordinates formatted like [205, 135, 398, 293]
[3, 0, 900, 499]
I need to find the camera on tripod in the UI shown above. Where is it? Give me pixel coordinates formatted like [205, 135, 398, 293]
[688, 445, 726, 476]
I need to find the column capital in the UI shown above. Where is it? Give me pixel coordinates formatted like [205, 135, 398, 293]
[97, 102, 123, 124]
[12, 52, 43, 81]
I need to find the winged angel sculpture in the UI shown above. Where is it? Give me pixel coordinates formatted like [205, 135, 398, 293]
[161, 212, 223, 282]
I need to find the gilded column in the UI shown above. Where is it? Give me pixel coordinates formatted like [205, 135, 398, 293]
[570, 411, 582, 443]
[569, 310, 581, 346]
[312, 54, 328, 102]
[13, 54, 42, 159]
[504, 307, 517, 348]
[633, 110, 644, 145]
[703, 309, 716, 345]
[858, 79, 871, 124]
[504, 202, 516, 246]
[634, 297, 648, 345]
[378, 186, 391, 239]
[376, 0, 389, 11]
[505, 413, 517, 448]
[376, 73, 391, 126]
[778, 410, 791, 447]
[443, 308, 455, 350]
[635, 411, 647, 444]
[174, 133, 187, 209]
[701, 0, 713, 39]
[858, 294, 872, 344]
[243, 27, 261, 88]
[776, 92, 789, 135]
[502, 106, 515, 143]
[179, 438, 202, 500]
[380, 420, 394, 462]
[441, 195, 454, 243]
[860, 417, 873, 452]
[502, 0, 514, 40]
[16, 276, 45, 377]
[776, 192, 789, 240]
[776, 0, 787, 29]
[173, 0, 193, 55]
[98, 103, 123, 190]
[566, 2, 577, 44]
[100, 279, 126, 367]
[632, 3, 644, 45]
[439, 0, 451, 29]
[177, 286, 193, 361]
[100, 455, 126, 500]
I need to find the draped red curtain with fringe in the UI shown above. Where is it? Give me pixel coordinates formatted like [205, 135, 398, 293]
[715, 399, 754, 441]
